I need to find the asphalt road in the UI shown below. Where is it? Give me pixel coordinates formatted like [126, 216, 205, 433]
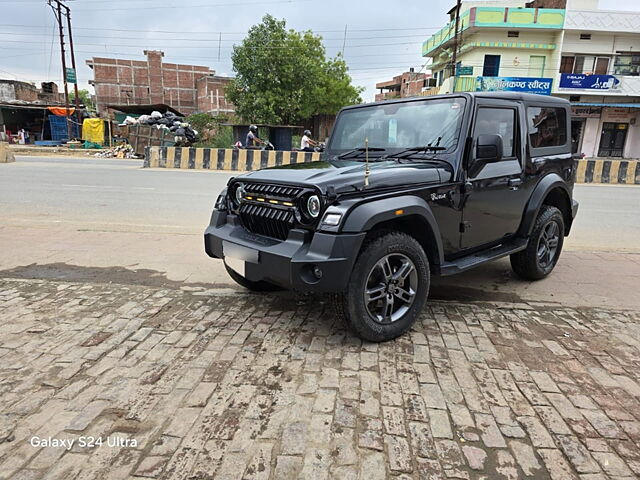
[2, 156, 639, 250]
[1, 155, 639, 309]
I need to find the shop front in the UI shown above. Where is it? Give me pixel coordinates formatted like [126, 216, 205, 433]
[570, 104, 640, 159]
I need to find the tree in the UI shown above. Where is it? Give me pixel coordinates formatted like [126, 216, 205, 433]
[226, 15, 362, 125]
[69, 89, 95, 112]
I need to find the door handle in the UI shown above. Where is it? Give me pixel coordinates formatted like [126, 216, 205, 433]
[508, 178, 522, 190]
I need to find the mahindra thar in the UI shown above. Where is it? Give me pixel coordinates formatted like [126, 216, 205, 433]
[204, 92, 579, 341]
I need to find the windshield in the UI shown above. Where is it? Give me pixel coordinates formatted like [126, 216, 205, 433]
[329, 97, 467, 155]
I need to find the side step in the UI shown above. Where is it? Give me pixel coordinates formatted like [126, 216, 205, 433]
[439, 238, 528, 276]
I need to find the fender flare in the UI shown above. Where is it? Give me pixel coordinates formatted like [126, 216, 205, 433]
[518, 173, 571, 237]
[341, 195, 445, 265]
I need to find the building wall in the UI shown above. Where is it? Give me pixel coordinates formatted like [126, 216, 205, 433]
[196, 76, 234, 114]
[89, 50, 234, 116]
[434, 29, 561, 86]
[0, 80, 39, 102]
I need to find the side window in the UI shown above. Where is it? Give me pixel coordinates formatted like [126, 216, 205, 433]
[527, 107, 567, 148]
[475, 108, 516, 158]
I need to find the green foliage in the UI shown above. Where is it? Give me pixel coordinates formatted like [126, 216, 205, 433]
[193, 126, 234, 149]
[70, 89, 95, 112]
[227, 15, 363, 125]
[186, 112, 229, 133]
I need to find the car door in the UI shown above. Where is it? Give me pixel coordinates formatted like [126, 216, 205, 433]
[460, 101, 529, 249]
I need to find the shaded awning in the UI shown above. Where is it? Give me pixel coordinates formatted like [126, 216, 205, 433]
[106, 104, 184, 116]
[48, 106, 75, 116]
[571, 103, 640, 108]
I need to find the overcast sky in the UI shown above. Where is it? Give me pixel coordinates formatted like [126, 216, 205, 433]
[1, 0, 639, 102]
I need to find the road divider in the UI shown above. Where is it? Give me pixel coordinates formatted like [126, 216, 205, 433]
[575, 158, 639, 184]
[0, 142, 15, 163]
[144, 147, 639, 184]
[144, 146, 321, 171]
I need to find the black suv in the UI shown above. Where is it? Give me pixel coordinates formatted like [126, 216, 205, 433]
[205, 92, 579, 341]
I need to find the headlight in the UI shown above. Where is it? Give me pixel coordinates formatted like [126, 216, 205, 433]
[306, 195, 321, 218]
[235, 183, 245, 205]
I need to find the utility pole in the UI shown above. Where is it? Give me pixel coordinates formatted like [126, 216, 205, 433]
[341, 25, 348, 57]
[451, 0, 462, 93]
[50, 0, 71, 138]
[65, 5, 82, 133]
[48, 0, 80, 140]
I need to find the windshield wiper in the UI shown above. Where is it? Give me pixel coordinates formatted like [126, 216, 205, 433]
[334, 147, 386, 160]
[382, 136, 446, 161]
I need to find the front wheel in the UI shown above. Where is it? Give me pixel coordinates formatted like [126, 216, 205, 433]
[332, 232, 430, 342]
[510, 205, 565, 280]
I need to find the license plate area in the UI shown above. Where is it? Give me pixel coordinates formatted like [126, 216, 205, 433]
[223, 241, 259, 276]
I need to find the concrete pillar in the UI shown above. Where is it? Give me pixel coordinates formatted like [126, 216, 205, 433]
[0, 142, 15, 163]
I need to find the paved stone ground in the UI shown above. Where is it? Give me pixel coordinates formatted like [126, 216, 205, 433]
[1, 278, 640, 480]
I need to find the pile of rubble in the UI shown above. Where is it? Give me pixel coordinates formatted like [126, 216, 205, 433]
[120, 111, 198, 144]
[92, 144, 137, 159]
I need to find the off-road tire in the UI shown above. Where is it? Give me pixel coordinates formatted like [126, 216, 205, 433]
[332, 231, 430, 342]
[224, 264, 282, 292]
[510, 205, 565, 280]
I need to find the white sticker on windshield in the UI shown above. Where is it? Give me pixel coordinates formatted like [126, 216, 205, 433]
[388, 119, 398, 144]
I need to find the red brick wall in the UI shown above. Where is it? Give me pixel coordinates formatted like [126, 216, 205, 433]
[196, 76, 234, 114]
[88, 50, 235, 116]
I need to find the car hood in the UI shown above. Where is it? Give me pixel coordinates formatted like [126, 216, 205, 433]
[234, 159, 453, 195]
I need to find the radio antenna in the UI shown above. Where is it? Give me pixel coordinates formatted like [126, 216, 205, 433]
[364, 137, 370, 188]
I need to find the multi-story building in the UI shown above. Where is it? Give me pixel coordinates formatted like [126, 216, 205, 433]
[422, 0, 640, 159]
[375, 69, 432, 101]
[87, 50, 234, 116]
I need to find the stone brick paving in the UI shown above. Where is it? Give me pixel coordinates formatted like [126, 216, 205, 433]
[1, 277, 640, 479]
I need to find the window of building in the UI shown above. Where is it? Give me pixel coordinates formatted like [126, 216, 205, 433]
[475, 108, 516, 158]
[560, 56, 575, 74]
[580, 33, 592, 40]
[571, 55, 610, 75]
[482, 55, 501, 77]
[528, 107, 567, 148]
[508, 31, 520, 38]
[614, 53, 640, 76]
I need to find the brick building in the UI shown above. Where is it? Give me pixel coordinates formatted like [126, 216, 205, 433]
[375, 69, 432, 101]
[87, 50, 234, 116]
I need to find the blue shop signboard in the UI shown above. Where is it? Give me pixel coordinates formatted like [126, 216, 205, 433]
[475, 76, 553, 95]
[559, 73, 621, 90]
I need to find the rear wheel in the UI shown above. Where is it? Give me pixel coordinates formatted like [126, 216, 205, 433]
[510, 205, 564, 280]
[332, 232, 430, 342]
[224, 264, 282, 292]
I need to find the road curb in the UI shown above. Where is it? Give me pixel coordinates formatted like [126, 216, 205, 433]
[144, 146, 321, 171]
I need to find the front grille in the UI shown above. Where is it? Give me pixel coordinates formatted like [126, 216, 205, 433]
[237, 183, 303, 241]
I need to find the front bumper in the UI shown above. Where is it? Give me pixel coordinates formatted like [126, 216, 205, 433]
[204, 210, 366, 292]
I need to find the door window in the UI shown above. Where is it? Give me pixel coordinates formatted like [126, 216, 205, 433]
[475, 108, 516, 158]
[482, 55, 501, 77]
[527, 107, 567, 148]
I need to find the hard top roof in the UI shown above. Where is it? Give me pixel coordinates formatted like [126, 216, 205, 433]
[344, 91, 569, 111]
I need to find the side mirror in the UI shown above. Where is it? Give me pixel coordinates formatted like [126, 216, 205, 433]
[469, 134, 503, 177]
